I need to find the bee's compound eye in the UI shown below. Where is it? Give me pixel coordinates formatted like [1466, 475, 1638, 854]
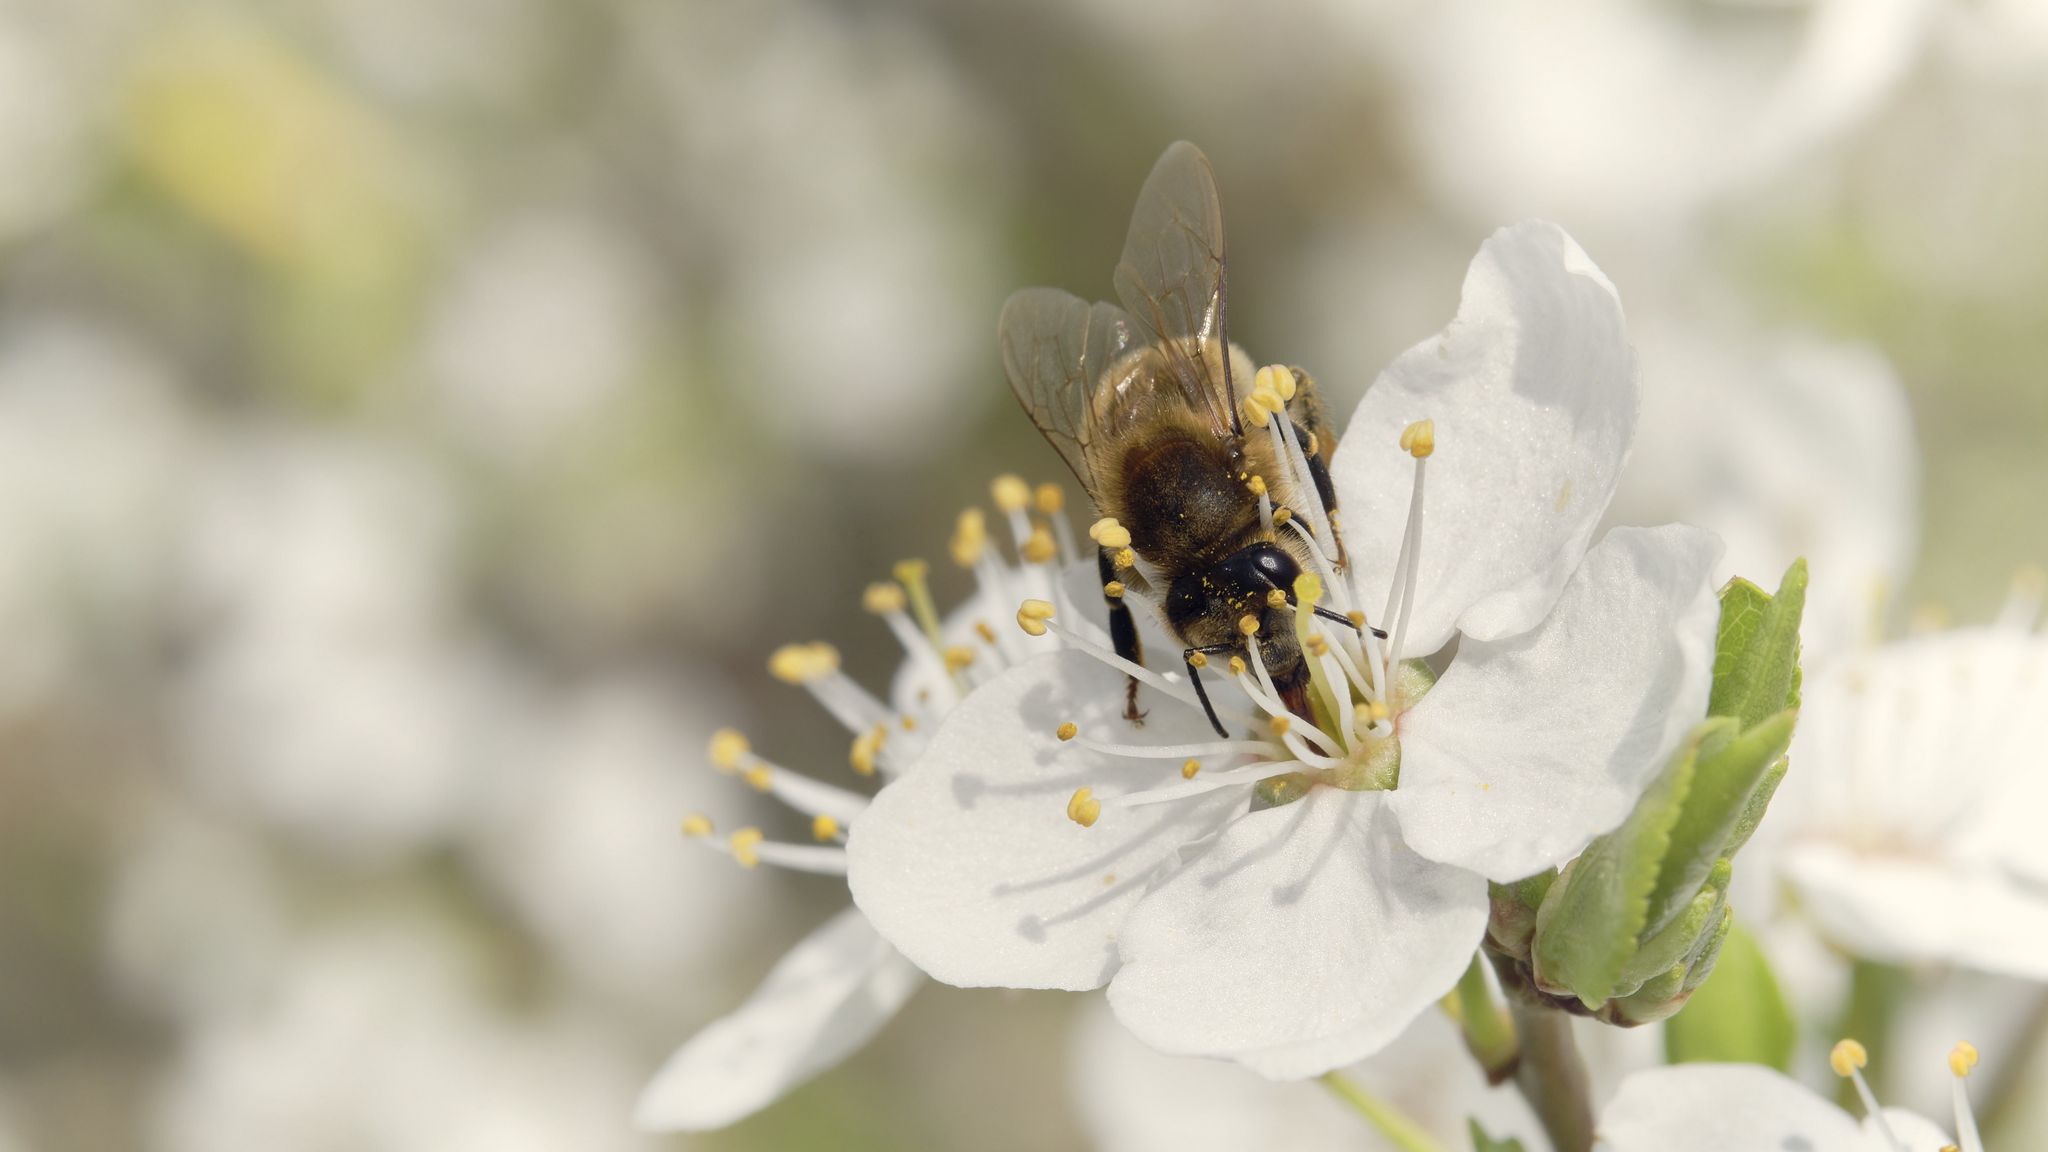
[1252, 545, 1298, 585]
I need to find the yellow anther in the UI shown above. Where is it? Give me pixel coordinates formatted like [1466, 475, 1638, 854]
[850, 726, 885, 776]
[900, 715, 917, 731]
[1255, 363, 1298, 403]
[1228, 655, 1247, 677]
[1103, 580, 1126, 599]
[1247, 474, 1268, 497]
[1022, 524, 1057, 564]
[862, 582, 907, 615]
[769, 642, 841, 684]
[680, 813, 714, 838]
[1270, 715, 1293, 736]
[1187, 651, 1208, 668]
[992, 474, 1031, 513]
[1950, 1041, 1979, 1078]
[1241, 393, 1275, 429]
[1017, 598, 1057, 637]
[1367, 699, 1390, 722]
[812, 813, 842, 842]
[1112, 547, 1136, 570]
[1067, 787, 1101, 828]
[743, 764, 774, 792]
[729, 827, 764, 869]
[1399, 418, 1436, 459]
[1181, 759, 1201, 779]
[1089, 517, 1133, 549]
[1829, 1039, 1869, 1078]
[1238, 614, 1261, 637]
[974, 620, 998, 645]
[1347, 609, 1367, 628]
[1034, 482, 1065, 515]
[943, 645, 976, 673]
[892, 558, 929, 585]
[708, 728, 750, 773]
[950, 508, 988, 567]
[1294, 573, 1324, 604]
[1265, 588, 1288, 610]
[1272, 506, 1293, 526]
[1306, 633, 1329, 656]
[1056, 721, 1078, 742]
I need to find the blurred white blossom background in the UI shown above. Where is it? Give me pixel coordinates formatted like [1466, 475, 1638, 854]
[1, 1, 2045, 1150]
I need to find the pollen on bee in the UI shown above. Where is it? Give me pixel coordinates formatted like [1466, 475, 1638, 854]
[992, 474, 1031, 514]
[1181, 759, 1200, 779]
[680, 813, 714, 838]
[862, 582, 907, 615]
[729, 827, 765, 869]
[1304, 432, 1319, 457]
[1066, 786, 1101, 828]
[1088, 517, 1133, 549]
[1103, 580, 1126, 599]
[1034, 482, 1065, 515]
[1238, 614, 1261, 637]
[1022, 524, 1057, 564]
[1265, 588, 1288, 610]
[1112, 547, 1136, 570]
[1056, 721, 1078, 742]
[1017, 598, 1056, 636]
[1399, 418, 1436, 459]
[812, 813, 842, 842]
[708, 728, 749, 773]
[950, 508, 988, 567]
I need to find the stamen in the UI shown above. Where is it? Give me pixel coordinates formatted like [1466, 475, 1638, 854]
[992, 474, 1031, 515]
[849, 726, 886, 776]
[867, 585, 961, 705]
[1037, 482, 1077, 564]
[1089, 518, 1133, 550]
[680, 813, 713, 838]
[1109, 758, 1298, 808]
[1950, 1042, 1984, 1152]
[1103, 580, 1126, 599]
[862, 583, 907, 615]
[730, 754, 869, 823]
[1067, 787, 1101, 827]
[1017, 599, 1056, 637]
[1039, 618, 1245, 724]
[943, 645, 976, 673]
[729, 827, 764, 869]
[893, 559, 945, 651]
[812, 813, 843, 842]
[1021, 523, 1057, 564]
[950, 508, 988, 568]
[1831, 1040, 1906, 1152]
[1112, 547, 1136, 570]
[768, 643, 840, 686]
[708, 728, 749, 775]
[1239, 614, 1261, 637]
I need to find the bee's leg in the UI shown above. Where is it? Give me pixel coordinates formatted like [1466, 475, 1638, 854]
[1100, 546, 1146, 725]
[1182, 644, 1239, 739]
[1312, 603, 1388, 641]
[1285, 367, 1347, 568]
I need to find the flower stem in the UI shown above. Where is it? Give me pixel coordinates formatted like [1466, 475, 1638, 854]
[1505, 998, 1595, 1152]
[1319, 1071, 1445, 1152]
[1447, 953, 1520, 1084]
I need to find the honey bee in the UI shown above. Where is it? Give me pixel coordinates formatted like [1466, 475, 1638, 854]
[999, 142, 1368, 737]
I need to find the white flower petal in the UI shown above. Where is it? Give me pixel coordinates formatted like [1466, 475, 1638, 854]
[1331, 221, 1637, 656]
[1393, 525, 1722, 881]
[633, 908, 922, 1132]
[1107, 788, 1487, 1079]
[1782, 841, 2048, 981]
[1597, 1064, 1867, 1152]
[847, 651, 1243, 991]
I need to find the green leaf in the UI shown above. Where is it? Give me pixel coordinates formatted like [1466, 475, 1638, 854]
[1665, 918, 1796, 1071]
[1708, 560, 1808, 731]
[1532, 722, 1722, 1007]
[1723, 757, 1788, 858]
[1641, 710, 1798, 936]
[1468, 1119, 1527, 1152]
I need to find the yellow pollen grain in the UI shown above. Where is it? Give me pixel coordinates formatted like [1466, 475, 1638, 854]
[1034, 482, 1065, 515]
[1017, 598, 1056, 637]
[974, 621, 997, 645]
[1022, 524, 1057, 564]
[1088, 517, 1132, 549]
[1270, 715, 1293, 736]
[992, 474, 1031, 513]
[1056, 721, 1078, 742]
[1067, 786, 1101, 828]
[1950, 1041, 1979, 1078]
[1103, 580, 1126, 599]
[708, 728, 749, 773]
[1187, 651, 1208, 669]
[950, 508, 988, 567]
[900, 715, 917, 731]
[943, 645, 976, 672]
[1306, 633, 1329, 656]
[680, 813, 713, 838]
[768, 642, 840, 684]
[849, 726, 884, 776]
[812, 813, 842, 842]
[1399, 418, 1436, 459]
[1829, 1039, 1869, 1078]
[892, 558, 929, 585]
[743, 765, 774, 792]
[862, 582, 907, 615]
[1238, 614, 1261, 637]
[1112, 547, 1136, 570]
[1266, 588, 1288, 609]
[1247, 474, 1268, 497]
[729, 827, 764, 869]
[1181, 759, 1200, 779]
[1228, 655, 1247, 677]
[1367, 699, 1390, 722]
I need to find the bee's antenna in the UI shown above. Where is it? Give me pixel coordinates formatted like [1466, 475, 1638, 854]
[1313, 604, 1387, 640]
[1182, 645, 1236, 739]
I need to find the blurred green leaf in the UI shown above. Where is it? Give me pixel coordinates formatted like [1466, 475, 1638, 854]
[1665, 918, 1795, 1072]
[1642, 710, 1797, 937]
[1469, 1119, 1527, 1152]
[1708, 561, 1807, 731]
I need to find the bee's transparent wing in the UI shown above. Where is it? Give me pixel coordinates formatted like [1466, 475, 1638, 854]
[998, 287, 1138, 494]
[1111, 141, 1238, 441]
